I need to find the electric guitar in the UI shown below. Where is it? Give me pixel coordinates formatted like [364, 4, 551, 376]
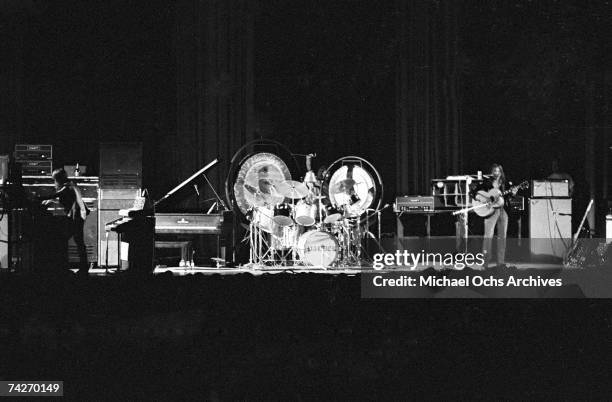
[471, 181, 529, 218]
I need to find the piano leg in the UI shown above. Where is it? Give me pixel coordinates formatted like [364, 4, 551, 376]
[117, 232, 122, 271]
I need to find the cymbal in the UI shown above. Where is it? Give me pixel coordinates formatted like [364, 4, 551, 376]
[276, 180, 309, 199]
[331, 178, 356, 194]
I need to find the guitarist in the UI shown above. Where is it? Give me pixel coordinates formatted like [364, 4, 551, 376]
[477, 164, 518, 268]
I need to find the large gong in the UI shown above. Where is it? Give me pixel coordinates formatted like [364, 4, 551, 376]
[226, 139, 298, 216]
[323, 156, 383, 220]
[232, 152, 291, 215]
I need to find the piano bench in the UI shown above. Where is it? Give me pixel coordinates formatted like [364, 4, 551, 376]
[154, 241, 193, 264]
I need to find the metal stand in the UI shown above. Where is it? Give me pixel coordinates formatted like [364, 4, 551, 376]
[246, 217, 274, 268]
[462, 179, 470, 253]
[362, 208, 385, 261]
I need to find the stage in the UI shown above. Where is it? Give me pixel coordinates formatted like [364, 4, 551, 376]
[71, 261, 567, 277]
[0, 261, 610, 400]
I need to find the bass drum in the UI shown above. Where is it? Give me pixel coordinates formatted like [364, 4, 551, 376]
[297, 230, 339, 267]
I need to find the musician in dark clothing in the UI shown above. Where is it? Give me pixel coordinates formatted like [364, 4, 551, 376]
[40, 168, 90, 274]
[477, 164, 517, 268]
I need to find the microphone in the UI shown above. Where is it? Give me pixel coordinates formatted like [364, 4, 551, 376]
[193, 184, 200, 196]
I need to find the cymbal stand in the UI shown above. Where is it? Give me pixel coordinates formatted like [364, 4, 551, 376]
[290, 193, 297, 264]
[337, 217, 361, 267]
[360, 207, 388, 260]
[247, 214, 273, 269]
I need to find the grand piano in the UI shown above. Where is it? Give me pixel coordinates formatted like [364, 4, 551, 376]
[106, 159, 233, 269]
[155, 212, 226, 234]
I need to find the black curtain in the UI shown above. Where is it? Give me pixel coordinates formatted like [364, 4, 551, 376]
[395, 0, 462, 195]
[172, 0, 254, 208]
[0, 7, 26, 156]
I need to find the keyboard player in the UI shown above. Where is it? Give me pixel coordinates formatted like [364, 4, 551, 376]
[39, 168, 90, 275]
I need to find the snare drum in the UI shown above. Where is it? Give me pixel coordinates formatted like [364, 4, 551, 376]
[273, 203, 293, 226]
[294, 200, 317, 227]
[297, 230, 339, 267]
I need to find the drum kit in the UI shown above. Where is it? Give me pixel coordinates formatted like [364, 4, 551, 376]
[232, 151, 383, 269]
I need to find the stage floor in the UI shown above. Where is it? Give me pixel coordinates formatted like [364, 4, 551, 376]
[76, 261, 567, 276]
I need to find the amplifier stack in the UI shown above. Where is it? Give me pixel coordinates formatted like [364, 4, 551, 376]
[394, 195, 435, 213]
[98, 142, 143, 266]
[14, 144, 53, 176]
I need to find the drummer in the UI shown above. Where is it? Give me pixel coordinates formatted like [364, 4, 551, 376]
[302, 154, 321, 199]
[303, 166, 321, 203]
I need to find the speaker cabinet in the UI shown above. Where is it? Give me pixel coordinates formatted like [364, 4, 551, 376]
[99, 210, 121, 266]
[532, 180, 570, 198]
[99, 142, 142, 188]
[68, 207, 98, 264]
[0, 209, 7, 269]
[530, 198, 572, 259]
[98, 192, 137, 267]
[0, 155, 8, 185]
[99, 189, 140, 209]
[98, 144, 142, 266]
[0, 209, 33, 272]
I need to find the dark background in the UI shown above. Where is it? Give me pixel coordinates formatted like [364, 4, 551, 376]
[2, 1, 609, 210]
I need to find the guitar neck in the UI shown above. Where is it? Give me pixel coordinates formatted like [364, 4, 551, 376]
[503, 182, 526, 196]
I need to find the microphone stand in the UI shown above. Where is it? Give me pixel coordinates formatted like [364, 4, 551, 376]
[362, 204, 389, 256]
[378, 209, 382, 241]
[201, 170, 228, 212]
